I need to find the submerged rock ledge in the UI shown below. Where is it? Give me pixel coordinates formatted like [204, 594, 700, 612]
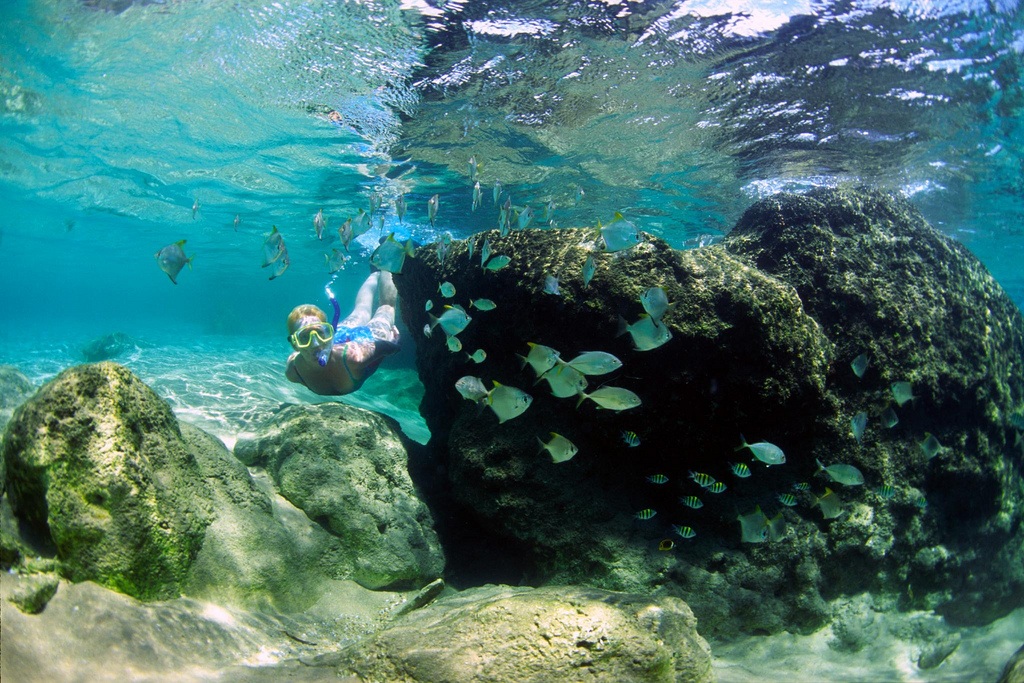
[396, 187, 1024, 637]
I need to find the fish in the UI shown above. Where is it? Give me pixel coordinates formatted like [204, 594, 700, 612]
[673, 525, 697, 539]
[485, 381, 533, 424]
[876, 485, 897, 500]
[562, 351, 623, 376]
[646, 474, 669, 484]
[730, 462, 751, 478]
[438, 281, 456, 298]
[423, 324, 432, 338]
[468, 155, 480, 181]
[616, 314, 672, 351]
[912, 493, 927, 510]
[736, 436, 786, 466]
[338, 219, 354, 251]
[658, 539, 675, 551]
[777, 493, 798, 507]
[352, 209, 372, 237]
[815, 459, 865, 486]
[484, 255, 512, 271]
[429, 306, 472, 337]
[851, 353, 870, 378]
[792, 482, 811, 492]
[766, 512, 786, 542]
[538, 365, 588, 398]
[918, 432, 943, 460]
[314, 208, 326, 239]
[369, 192, 382, 217]
[1009, 412, 1024, 430]
[517, 206, 534, 230]
[537, 432, 578, 463]
[446, 335, 463, 352]
[575, 186, 585, 206]
[470, 298, 497, 311]
[545, 200, 556, 221]
[599, 212, 641, 252]
[154, 240, 193, 284]
[575, 385, 642, 411]
[395, 195, 407, 223]
[493, 181, 502, 206]
[268, 247, 290, 280]
[891, 381, 916, 406]
[518, 342, 561, 377]
[582, 254, 596, 287]
[738, 506, 769, 543]
[480, 237, 492, 267]
[425, 300, 434, 311]
[325, 248, 349, 274]
[191, 198, 200, 220]
[706, 481, 727, 494]
[543, 275, 561, 296]
[466, 235, 477, 260]
[689, 471, 716, 488]
[465, 349, 487, 364]
[635, 508, 657, 520]
[851, 411, 868, 445]
[472, 181, 482, 211]
[679, 495, 703, 509]
[881, 407, 899, 428]
[261, 226, 286, 266]
[427, 194, 439, 227]
[621, 430, 640, 447]
[370, 233, 416, 274]
[640, 286, 670, 321]
[233, 214, 241, 231]
[455, 375, 489, 403]
[813, 487, 844, 519]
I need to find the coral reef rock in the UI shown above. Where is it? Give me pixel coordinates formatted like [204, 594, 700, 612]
[234, 402, 445, 590]
[395, 187, 1024, 637]
[2, 362, 213, 600]
[330, 584, 713, 683]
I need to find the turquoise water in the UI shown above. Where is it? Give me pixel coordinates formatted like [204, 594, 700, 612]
[2, 0, 1024, 678]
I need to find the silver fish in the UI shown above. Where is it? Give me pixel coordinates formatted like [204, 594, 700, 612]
[395, 194, 407, 223]
[562, 351, 622, 376]
[518, 342, 561, 377]
[851, 411, 868, 445]
[472, 181, 482, 211]
[154, 240, 193, 284]
[325, 248, 349, 274]
[543, 275, 560, 296]
[582, 254, 596, 287]
[640, 286, 670, 322]
[600, 212, 640, 252]
[428, 194, 439, 227]
[261, 226, 285, 266]
[483, 255, 511, 271]
[816, 459, 865, 485]
[455, 375, 488, 403]
[314, 208, 326, 239]
[736, 436, 786, 466]
[486, 381, 533, 423]
[575, 385, 641, 411]
[537, 432, 578, 463]
[268, 246, 289, 280]
[370, 233, 416, 274]
[538, 365, 588, 398]
[429, 306, 472, 337]
[617, 315, 672, 351]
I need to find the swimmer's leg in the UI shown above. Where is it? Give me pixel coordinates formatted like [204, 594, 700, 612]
[369, 273, 399, 343]
[339, 272, 379, 328]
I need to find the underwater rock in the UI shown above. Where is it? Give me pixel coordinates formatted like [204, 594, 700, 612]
[0, 365, 35, 491]
[233, 402, 444, 590]
[7, 571, 60, 614]
[1000, 643, 1024, 683]
[395, 187, 1024, 637]
[331, 584, 713, 683]
[1, 362, 213, 600]
[80, 331, 147, 362]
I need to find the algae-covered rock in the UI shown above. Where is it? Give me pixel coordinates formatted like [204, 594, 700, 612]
[233, 402, 444, 590]
[0, 365, 35, 491]
[7, 571, 60, 614]
[334, 585, 713, 683]
[80, 332, 147, 362]
[395, 187, 1024, 637]
[2, 362, 213, 600]
[1000, 643, 1024, 683]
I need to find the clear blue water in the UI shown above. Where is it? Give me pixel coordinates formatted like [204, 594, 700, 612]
[2, 0, 1024, 677]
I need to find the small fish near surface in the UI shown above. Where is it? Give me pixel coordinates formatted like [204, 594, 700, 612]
[599, 212, 641, 252]
[427, 194, 439, 227]
[268, 246, 290, 280]
[261, 226, 286, 266]
[155, 240, 193, 284]
[736, 435, 786, 466]
[395, 194, 407, 223]
[313, 208, 326, 239]
[576, 385, 641, 411]
[537, 432, 578, 463]
[370, 233, 416, 274]
[815, 459, 865, 486]
[485, 381, 533, 424]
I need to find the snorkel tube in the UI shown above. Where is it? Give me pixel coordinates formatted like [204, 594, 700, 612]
[318, 281, 342, 367]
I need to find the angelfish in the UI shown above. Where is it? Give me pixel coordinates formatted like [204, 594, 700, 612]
[155, 240, 193, 284]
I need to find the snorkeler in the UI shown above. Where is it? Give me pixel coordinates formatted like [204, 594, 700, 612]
[285, 271, 401, 396]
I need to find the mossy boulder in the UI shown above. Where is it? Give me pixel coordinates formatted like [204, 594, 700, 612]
[334, 585, 713, 683]
[233, 402, 445, 590]
[2, 362, 213, 600]
[395, 187, 1024, 636]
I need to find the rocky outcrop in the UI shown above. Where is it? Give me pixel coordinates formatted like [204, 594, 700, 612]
[394, 187, 1024, 636]
[2, 362, 213, 600]
[80, 332, 148, 362]
[1000, 643, 1024, 683]
[0, 365, 35, 491]
[234, 402, 445, 590]
[331, 585, 713, 683]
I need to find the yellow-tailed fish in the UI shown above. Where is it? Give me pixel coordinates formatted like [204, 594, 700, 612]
[470, 298, 497, 311]
[429, 306, 472, 337]
[438, 281, 456, 298]
[599, 212, 640, 252]
[155, 240, 193, 284]
[484, 255, 511, 271]
[582, 254, 596, 287]
[446, 335, 463, 353]
[640, 286, 670, 321]
[485, 381, 533, 423]
[851, 353, 869, 378]
[465, 349, 487, 363]
[561, 351, 622, 376]
[919, 432, 943, 459]
[518, 342, 561, 377]
[537, 432, 578, 463]
[766, 512, 786, 542]
[891, 381, 915, 406]
[538, 365, 588, 398]
[369, 233, 416, 274]
[616, 314, 672, 351]
[851, 411, 868, 445]
[658, 539, 675, 551]
[736, 435, 786, 466]
[813, 487, 844, 519]
[575, 385, 641, 411]
[815, 459, 865, 485]
[738, 506, 769, 543]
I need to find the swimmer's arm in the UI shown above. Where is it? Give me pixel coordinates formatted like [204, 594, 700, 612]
[285, 353, 301, 384]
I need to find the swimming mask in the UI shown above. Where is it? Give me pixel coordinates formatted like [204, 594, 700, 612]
[290, 320, 334, 349]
